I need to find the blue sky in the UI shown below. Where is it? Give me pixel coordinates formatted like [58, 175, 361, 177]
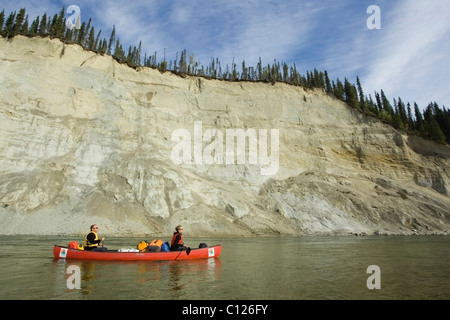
[1, 0, 449, 110]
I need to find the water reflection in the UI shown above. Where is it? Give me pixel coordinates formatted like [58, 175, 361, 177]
[49, 256, 223, 299]
[167, 258, 222, 292]
[79, 261, 96, 295]
[168, 262, 183, 291]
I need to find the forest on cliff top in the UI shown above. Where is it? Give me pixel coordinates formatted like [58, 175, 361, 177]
[1, 6, 449, 145]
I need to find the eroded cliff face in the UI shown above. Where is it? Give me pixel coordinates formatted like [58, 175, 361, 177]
[0, 36, 449, 236]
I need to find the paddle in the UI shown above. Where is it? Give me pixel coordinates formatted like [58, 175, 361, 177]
[174, 247, 190, 260]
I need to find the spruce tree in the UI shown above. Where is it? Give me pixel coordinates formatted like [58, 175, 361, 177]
[113, 38, 125, 61]
[51, 7, 65, 38]
[397, 97, 408, 129]
[257, 57, 262, 80]
[28, 15, 39, 36]
[126, 45, 133, 65]
[11, 8, 26, 38]
[87, 26, 95, 50]
[313, 69, 320, 88]
[0, 10, 5, 35]
[282, 63, 289, 82]
[3, 11, 15, 38]
[333, 78, 344, 101]
[380, 90, 394, 115]
[414, 103, 425, 134]
[76, 21, 86, 45]
[290, 64, 299, 85]
[424, 105, 446, 142]
[356, 76, 367, 111]
[242, 60, 248, 80]
[406, 103, 415, 132]
[108, 25, 116, 55]
[443, 107, 450, 143]
[344, 78, 358, 109]
[231, 59, 238, 81]
[431, 103, 450, 143]
[366, 94, 378, 115]
[20, 14, 29, 36]
[136, 41, 142, 66]
[49, 14, 58, 37]
[100, 39, 107, 54]
[324, 71, 332, 94]
[83, 18, 92, 47]
[39, 13, 47, 35]
[306, 71, 312, 88]
[392, 103, 403, 129]
[94, 29, 102, 52]
[374, 91, 382, 113]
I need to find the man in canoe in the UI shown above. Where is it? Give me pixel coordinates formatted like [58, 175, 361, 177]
[84, 224, 107, 251]
[170, 225, 190, 254]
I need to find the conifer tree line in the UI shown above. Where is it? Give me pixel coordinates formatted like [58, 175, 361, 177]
[1, 7, 449, 144]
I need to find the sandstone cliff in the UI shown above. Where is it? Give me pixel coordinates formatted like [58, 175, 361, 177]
[1, 36, 449, 237]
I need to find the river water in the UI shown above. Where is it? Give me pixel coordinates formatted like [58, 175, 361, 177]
[0, 235, 449, 302]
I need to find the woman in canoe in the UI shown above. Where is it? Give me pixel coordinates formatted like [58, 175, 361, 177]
[171, 225, 190, 254]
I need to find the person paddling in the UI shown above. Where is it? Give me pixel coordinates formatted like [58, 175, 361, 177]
[84, 224, 107, 251]
[170, 225, 190, 254]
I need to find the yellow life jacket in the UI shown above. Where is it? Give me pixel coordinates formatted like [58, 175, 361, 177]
[84, 231, 99, 248]
[137, 240, 149, 252]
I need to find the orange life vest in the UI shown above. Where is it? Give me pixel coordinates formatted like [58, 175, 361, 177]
[150, 239, 163, 247]
[171, 232, 183, 248]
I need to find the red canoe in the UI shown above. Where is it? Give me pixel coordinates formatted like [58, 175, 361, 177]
[53, 244, 222, 261]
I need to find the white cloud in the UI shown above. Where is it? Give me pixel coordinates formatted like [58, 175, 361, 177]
[86, 1, 327, 68]
[361, 1, 450, 107]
